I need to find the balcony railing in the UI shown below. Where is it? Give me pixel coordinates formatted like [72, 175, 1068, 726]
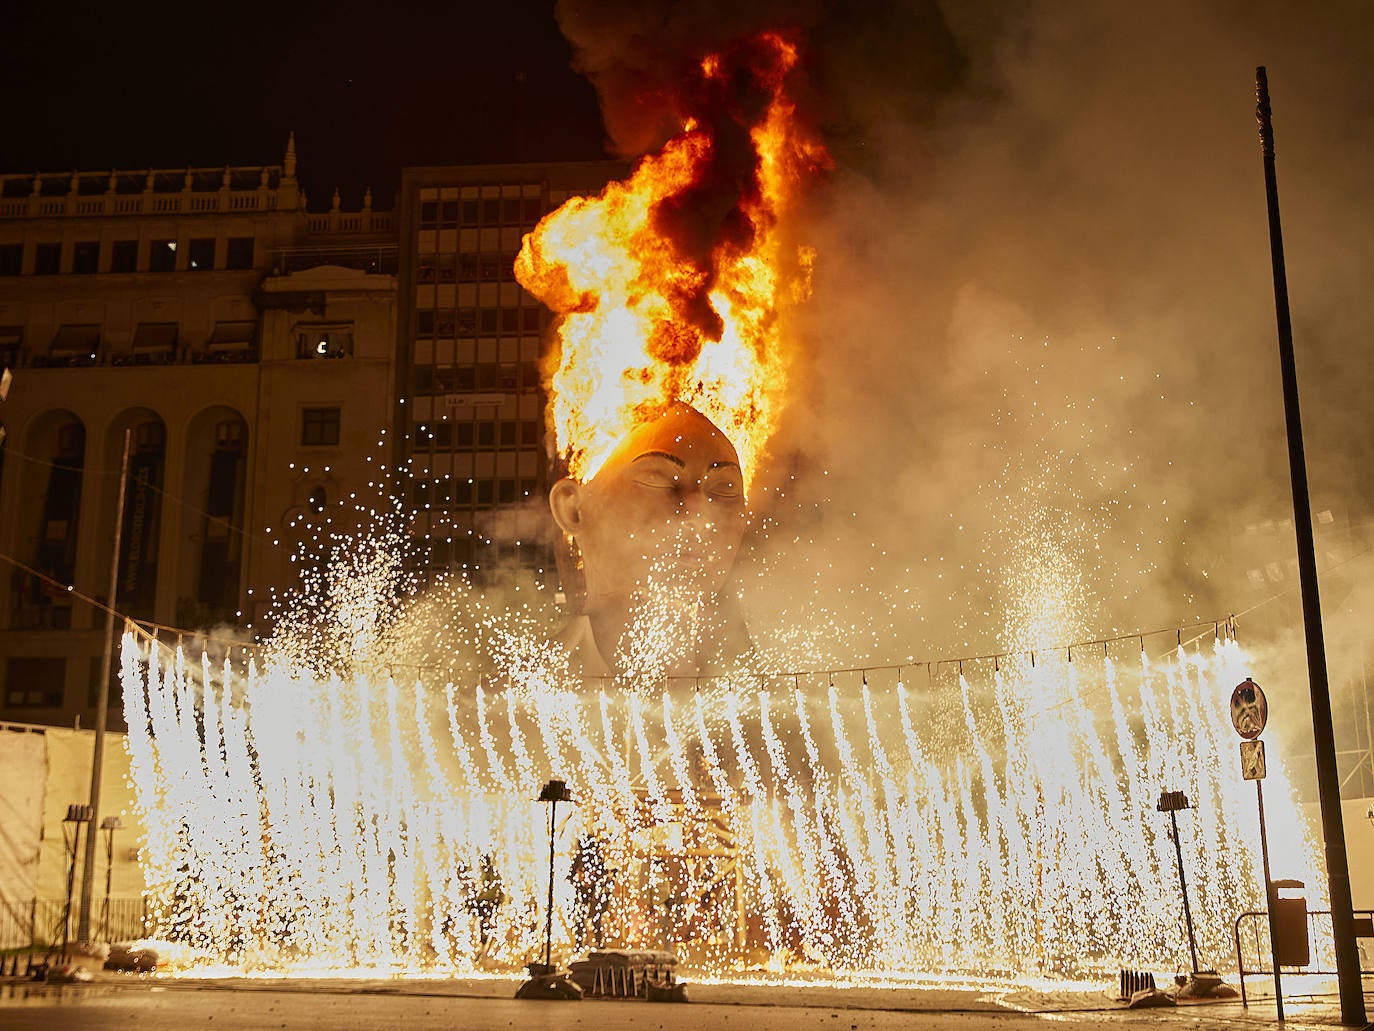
[14, 348, 258, 369]
[268, 244, 398, 276]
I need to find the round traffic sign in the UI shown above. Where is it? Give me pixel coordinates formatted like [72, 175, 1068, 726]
[1230, 678, 1268, 740]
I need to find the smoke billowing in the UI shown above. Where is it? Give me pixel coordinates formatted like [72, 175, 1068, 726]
[553, 0, 1374, 766]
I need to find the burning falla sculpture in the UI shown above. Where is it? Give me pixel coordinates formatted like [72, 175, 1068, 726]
[548, 401, 752, 677]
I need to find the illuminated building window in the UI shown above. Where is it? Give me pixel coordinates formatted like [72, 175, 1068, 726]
[4, 658, 65, 708]
[0, 244, 20, 276]
[149, 239, 176, 272]
[300, 407, 341, 447]
[33, 243, 60, 276]
[110, 240, 138, 273]
[294, 323, 353, 359]
[226, 237, 255, 270]
[187, 238, 215, 271]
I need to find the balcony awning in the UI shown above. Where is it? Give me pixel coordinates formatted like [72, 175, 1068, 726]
[208, 320, 255, 350]
[132, 322, 178, 352]
[51, 324, 100, 354]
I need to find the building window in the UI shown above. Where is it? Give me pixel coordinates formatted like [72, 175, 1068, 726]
[50, 324, 101, 360]
[187, 238, 215, 271]
[420, 201, 438, 229]
[0, 326, 21, 367]
[207, 321, 256, 359]
[4, 657, 65, 709]
[149, 239, 177, 272]
[132, 322, 178, 361]
[225, 237, 254, 270]
[294, 323, 353, 359]
[308, 487, 327, 514]
[0, 244, 22, 276]
[72, 241, 99, 274]
[301, 407, 341, 447]
[110, 240, 138, 273]
[33, 242, 60, 275]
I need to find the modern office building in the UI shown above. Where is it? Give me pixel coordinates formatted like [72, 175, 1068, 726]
[0, 139, 398, 730]
[394, 160, 620, 587]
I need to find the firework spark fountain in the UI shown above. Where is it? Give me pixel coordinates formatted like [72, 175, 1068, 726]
[121, 613, 1319, 980]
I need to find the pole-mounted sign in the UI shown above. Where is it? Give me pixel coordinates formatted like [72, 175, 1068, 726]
[1233, 677, 1283, 1018]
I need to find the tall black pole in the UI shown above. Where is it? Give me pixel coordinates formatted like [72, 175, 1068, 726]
[1254, 66, 1365, 1027]
[79, 427, 131, 945]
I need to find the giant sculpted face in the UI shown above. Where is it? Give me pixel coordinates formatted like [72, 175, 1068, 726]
[549, 402, 749, 612]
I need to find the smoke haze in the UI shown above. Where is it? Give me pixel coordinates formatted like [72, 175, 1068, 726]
[554, 0, 1374, 763]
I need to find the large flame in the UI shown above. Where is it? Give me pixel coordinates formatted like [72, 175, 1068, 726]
[515, 31, 828, 488]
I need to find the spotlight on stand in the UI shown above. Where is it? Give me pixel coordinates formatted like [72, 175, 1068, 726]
[516, 778, 583, 1001]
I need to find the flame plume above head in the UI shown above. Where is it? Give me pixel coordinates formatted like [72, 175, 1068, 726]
[515, 30, 828, 490]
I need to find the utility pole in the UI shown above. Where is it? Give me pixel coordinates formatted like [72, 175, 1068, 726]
[1254, 66, 1365, 1026]
[78, 428, 131, 944]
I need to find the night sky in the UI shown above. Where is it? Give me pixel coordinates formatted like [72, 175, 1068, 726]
[0, 0, 968, 208]
[0, 0, 610, 206]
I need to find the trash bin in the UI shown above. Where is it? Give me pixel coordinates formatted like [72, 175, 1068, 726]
[1271, 879, 1310, 968]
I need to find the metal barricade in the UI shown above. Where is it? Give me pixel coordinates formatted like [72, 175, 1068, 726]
[1233, 907, 1374, 1005]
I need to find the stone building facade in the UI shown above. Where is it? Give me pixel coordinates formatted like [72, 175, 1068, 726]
[0, 139, 398, 730]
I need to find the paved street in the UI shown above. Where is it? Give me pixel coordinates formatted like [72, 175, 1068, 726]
[1, 975, 1369, 1031]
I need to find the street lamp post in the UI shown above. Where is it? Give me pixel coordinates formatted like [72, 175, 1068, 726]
[1156, 790, 1199, 977]
[61, 804, 94, 963]
[100, 816, 123, 942]
[538, 778, 572, 972]
[515, 778, 583, 1001]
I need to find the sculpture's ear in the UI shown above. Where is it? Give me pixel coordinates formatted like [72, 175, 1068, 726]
[548, 477, 584, 536]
